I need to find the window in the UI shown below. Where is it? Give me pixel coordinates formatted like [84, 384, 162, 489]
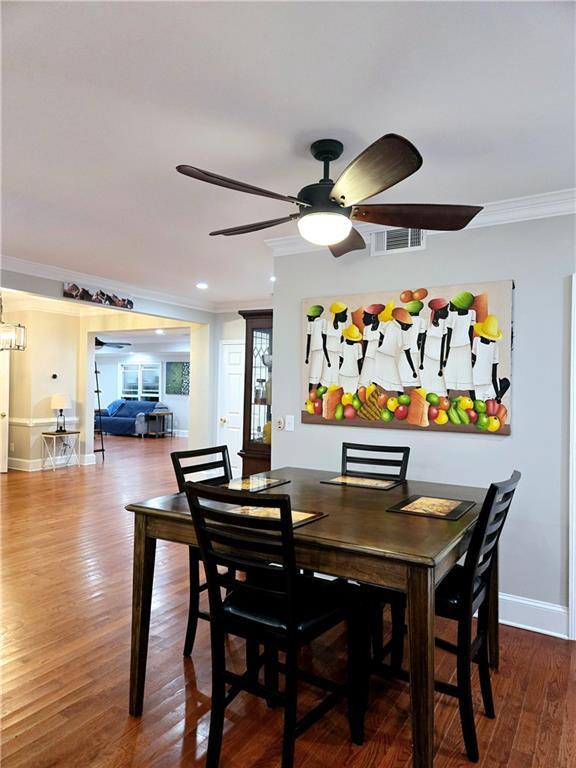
[120, 363, 161, 401]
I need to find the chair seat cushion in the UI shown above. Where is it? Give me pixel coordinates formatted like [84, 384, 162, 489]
[223, 576, 346, 636]
[436, 564, 484, 618]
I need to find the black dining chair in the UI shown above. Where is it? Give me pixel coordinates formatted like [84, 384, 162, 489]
[341, 442, 410, 666]
[184, 482, 366, 768]
[341, 442, 410, 483]
[170, 446, 233, 656]
[373, 470, 521, 763]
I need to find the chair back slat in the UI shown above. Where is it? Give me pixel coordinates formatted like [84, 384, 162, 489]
[171, 445, 232, 491]
[462, 471, 521, 603]
[341, 442, 410, 481]
[184, 483, 298, 629]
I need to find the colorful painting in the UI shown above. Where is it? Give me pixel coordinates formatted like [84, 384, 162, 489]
[165, 361, 190, 395]
[302, 280, 513, 435]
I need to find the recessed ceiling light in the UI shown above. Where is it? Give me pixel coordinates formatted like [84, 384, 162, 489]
[196, 282, 208, 290]
[155, 329, 165, 335]
[270, 276, 277, 283]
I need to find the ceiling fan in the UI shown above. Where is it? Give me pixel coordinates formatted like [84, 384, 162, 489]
[95, 337, 132, 349]
[176, 134, 483, 258]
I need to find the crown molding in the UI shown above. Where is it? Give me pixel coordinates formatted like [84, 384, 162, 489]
[265, 188, 576, 257]
[0, 255, 216, 313]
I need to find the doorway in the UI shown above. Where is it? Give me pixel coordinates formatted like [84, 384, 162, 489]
[217, 341, 245, 478]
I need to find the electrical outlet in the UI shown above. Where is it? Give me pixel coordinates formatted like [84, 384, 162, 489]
[285, 415, 294, 432]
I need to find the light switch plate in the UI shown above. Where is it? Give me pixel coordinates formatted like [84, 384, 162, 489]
[285, 415, 295, 432]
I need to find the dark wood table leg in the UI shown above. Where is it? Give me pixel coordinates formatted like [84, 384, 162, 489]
[407, 565, 435, 768]
[488, 547, 499, 670]
[129, 514, 156, 716]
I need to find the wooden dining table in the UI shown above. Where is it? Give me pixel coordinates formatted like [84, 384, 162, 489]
[127, 466, 494, 768]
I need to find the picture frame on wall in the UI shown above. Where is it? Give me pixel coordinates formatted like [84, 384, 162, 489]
[302, 279, 513, 436]
[165, 361, 190, 395]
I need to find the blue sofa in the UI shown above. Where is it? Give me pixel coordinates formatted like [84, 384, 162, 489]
[95, 399, 169, 436]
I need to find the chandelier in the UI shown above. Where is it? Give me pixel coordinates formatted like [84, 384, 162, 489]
[0, 292, 27, 351]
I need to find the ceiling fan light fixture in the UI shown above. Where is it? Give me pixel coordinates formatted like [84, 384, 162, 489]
[297, 212, 352, 246]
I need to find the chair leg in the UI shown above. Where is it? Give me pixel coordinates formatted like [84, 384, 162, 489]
[264, 644, 280, 708]
[281, 647, 299, 768]
[371, 603, 384, 663]
[207, 634, 227, 768]
[457, 620, 480, 763]
[390, 598, 406, 672]
[477, 637, 495, 719]
[183, 548, 201, 657]
[246, 639, 260, 683]
[347, 610, 369, 745]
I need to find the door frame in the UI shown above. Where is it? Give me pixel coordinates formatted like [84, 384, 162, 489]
[569, 273, 576, 639]
[217, 339, 245, 473]
[0, 351, 10, 472]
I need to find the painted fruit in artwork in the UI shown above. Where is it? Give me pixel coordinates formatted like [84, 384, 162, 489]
[366, 383, 377, 400]
[309, 390, 318, 402]
[395, 405, 408, 420]
[334, 403, 344, 420]
[426, 392, 440, 406]
[466, 409, 478, 424]
[476, 413, 489, 430]
[458, 396, 474, 411]
[380, 408, 394, 422]
[357, 386, 367, 404]
[487, 416, 501, 432]
[400, 290, 413, 303]
[317, 385, 327, 397]
[428, 405, 439, 421]
[438, 396, 451, 412]
[412, 288, 429, 301]
[485, 399, 499, 417]
[434, 410, 449, 425]
[313, 400, 322, 415]
[352, 395, 362, 411]
[474, 400, 487, 413]
[377, 393, 389, 409]
[344, 404, 357, 419]
[305, 400, 315, 415]
[398, 394, 411, 406]
[387, 397, 399, 412]
[341, 393, 354, 406]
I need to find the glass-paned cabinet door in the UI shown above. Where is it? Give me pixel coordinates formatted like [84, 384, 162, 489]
[249, 327, 272, 445]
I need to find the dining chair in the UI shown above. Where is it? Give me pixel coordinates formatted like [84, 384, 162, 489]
[373, 470, 521, 763]
[341, 442, 410, 482]
[184, 482, 366, 768]
[341, 442, 410, 666]
[170, 446, 233, 657]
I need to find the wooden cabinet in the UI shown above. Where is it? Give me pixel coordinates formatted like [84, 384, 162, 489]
[238, 309, 272, 476]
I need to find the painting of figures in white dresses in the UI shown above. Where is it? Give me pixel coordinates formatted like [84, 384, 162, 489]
[302, 280, 513, 435]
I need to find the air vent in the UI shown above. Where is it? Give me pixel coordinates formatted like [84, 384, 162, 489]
[371, 228, 426, 256]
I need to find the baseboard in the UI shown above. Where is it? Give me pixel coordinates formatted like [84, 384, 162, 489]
[173, 429, 188, 437]
[8, 454, 94, 472]
[499, 592, 569, 639]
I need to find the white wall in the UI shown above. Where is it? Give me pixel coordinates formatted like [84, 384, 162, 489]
[272, 216, 576, 613]
[95, 350, 191, 434]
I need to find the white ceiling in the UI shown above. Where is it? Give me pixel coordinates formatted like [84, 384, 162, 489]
[2, 2, 574, 309]
[96, 327, 190, 354]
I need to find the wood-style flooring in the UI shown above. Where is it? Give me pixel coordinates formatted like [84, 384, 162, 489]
[1, 437, 575, 768]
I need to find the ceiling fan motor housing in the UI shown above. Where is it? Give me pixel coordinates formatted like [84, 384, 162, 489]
[297, 181, 351, 219]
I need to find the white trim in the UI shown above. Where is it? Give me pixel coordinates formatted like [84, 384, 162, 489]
[569, 274, 576, 640]
[499, 592, 569, 640]
[266, 188, 576, 257]
[173, 429, 189, 438]
[0, 255, 215, 313]
[9, 416, 80, 428]
[8, 452, 95, 472]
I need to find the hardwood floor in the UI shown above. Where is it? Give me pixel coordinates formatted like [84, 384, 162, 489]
[1, 436, 575, 768]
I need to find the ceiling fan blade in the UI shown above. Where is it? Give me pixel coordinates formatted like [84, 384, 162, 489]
[329, 227, 366, 258]
[351, 203, 483, 231]
[176, 166, 310, 207]
[210, 213, 299, 237]
[330, 134, 423, 208]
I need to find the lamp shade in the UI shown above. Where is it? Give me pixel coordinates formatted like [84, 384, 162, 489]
[50, 393, 72, 411]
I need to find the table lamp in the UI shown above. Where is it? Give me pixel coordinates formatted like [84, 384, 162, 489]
[50, 393, 71, 432]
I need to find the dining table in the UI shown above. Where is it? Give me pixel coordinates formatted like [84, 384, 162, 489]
[126, 466, 496, 768]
